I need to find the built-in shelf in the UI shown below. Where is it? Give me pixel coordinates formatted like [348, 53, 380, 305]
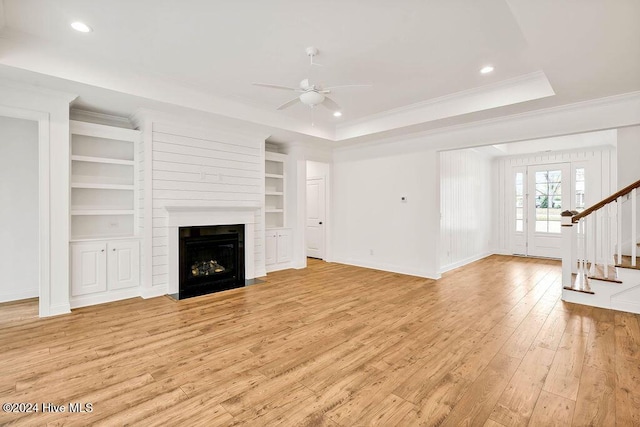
[265, 151, 287, 229]
[70, 120, 140, 241]
[71, 155, 135, 166]
[70, 235, 142, 243]
[71, 209, 135, 216]
[71, 183, 135, 190]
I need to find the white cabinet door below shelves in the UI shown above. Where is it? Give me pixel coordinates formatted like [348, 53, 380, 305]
[276, 230, 292, 263]
[108, 241, 140, 290]
[71, 242, 107, 296]
[265, 231, 277, 265]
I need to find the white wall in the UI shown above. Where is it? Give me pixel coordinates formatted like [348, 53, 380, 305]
[493, 145, 616, 254]
[617, 125, 640, 187]
[440, 149, 493, 272]
[0, 116, 39, 302]
[332, 149, 439, 278]
[149, 122, 264, 291]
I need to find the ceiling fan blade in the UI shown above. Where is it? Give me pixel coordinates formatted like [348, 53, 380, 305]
[253, 83, 299, 91]
[277, 97, 301, 110]
[322, 96, 342, 112]
[322, 84, 372, 91]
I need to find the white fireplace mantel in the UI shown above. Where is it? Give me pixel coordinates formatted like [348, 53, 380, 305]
[165, 203, 260, 295]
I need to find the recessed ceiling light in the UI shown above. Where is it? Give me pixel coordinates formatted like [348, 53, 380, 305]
[480, 65, 494, 74]
[333, 111, 342, 117]
[71, 22, 92, 33]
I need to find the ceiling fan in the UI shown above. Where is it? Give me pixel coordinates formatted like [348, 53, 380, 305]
[252, 47, 370, 115]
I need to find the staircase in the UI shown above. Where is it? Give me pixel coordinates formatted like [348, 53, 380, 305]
[561, 179, 640, 313]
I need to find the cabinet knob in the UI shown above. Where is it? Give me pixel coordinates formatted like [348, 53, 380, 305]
[319, 221, 323, 225]
[113, 248, 116, 252]
[101, 249, 105, 252]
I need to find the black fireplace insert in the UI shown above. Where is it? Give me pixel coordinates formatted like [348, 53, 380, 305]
[179, 224, 245, 299]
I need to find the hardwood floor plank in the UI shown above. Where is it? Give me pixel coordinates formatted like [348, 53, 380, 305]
[572, 365, 615, 426]
[584, 320, 615, 372]
[528, 390, 575, 426]
[542, 331, 588, 401]
[615, 354, 640, 425]
[439, 353, 521, 426]
[489, 346, 555, 426]
[615, 311, 640, 360]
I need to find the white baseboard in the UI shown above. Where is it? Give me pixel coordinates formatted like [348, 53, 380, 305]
[439, 252, 493, 274]
[331, 257, 440, 280]
[70, 287, 141, 309]
[253, 268, 267, 278]
[266, 262, 293, 273]
[611, 300, 640, 314]
[140, 285, 167, 299]
[45, 302, 72, 317]
[0, 289, 38, 304]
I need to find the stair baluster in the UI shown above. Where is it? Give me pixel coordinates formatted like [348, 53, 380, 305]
[617, 196, 622, 265]
[633, 188, 637, 267]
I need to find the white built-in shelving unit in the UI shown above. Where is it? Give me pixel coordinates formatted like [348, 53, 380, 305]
[70, 121, 140, 241]
[265, 151, 287, 228]
[265, 151, 292, 272]
[69, 120, 141, 307]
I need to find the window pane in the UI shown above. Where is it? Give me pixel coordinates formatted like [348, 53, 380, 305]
[515, 172, 524, 232]
[549, 221, 561, 233]
[575, 167, 585, 212]
[536, 221, 548, 232]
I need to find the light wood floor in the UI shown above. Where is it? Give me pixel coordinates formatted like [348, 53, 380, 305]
[1, 255, 639, 426]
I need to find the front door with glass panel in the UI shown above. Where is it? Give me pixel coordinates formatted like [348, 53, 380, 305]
[527, 164, 570, 258]
[512, 163, 585, 258]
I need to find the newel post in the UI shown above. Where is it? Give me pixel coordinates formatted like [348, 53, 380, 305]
[561, 210, 578, 287]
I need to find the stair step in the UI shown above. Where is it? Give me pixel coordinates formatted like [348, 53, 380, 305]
[615, 255, 640, 271]
[564, 273, 594, 294]
[587, 264, 622, 283]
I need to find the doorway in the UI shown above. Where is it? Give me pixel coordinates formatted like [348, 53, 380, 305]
[512, 162, 585, 258]
[0, 115, 40, 302]
[306, 161, 329, 260]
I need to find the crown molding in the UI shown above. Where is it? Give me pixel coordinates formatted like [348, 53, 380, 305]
[0, 77, 77, 104]
[334, 90, 640, 156]
[131, 107, 272, 142]
[335, 71, 555, 140]
[70, 109, 134, 129]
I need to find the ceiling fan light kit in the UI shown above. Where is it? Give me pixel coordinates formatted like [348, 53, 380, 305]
[252, 46, 371, 116]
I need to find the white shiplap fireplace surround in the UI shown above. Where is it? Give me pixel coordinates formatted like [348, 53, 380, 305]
[165, 204, 260, 296]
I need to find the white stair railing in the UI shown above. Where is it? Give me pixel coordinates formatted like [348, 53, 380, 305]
[562, 179, 640, 290]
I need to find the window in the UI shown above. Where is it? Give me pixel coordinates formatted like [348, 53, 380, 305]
[515, 172, 524, 232]
[575, 167, 585, 212]
[535, 170, 562, 233]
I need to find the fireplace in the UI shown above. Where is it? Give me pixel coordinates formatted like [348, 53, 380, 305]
[179, 224, 245, 299]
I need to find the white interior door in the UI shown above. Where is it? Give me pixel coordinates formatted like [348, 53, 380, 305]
[526, 163, 570, 258]
[306, 177, 325, 259]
